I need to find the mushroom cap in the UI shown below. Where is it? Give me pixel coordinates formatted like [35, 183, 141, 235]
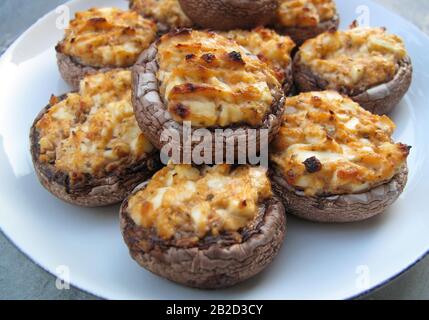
[30, 96, 162, 207]
[274, 14, 340, 46]
[270, 165, 408, 223]
[56, 52, 117, 90]
[293, 54, 413, 115]
[178, 0, 278, 30]
[131, 37, 285, 162]
[120, 182, 287, 289]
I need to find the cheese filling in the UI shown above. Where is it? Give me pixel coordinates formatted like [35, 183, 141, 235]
[221, 27, 295, 84]
[127, 164, 272, 241]
[36, 70, 154, 179]
[270, 91, 410, 196]
[156, 30, 281, 128]
[277, 0, 337, 28]
[57, 8, 157, 68]
[298, 27, 407, 93]
[130, 0, 193, 29]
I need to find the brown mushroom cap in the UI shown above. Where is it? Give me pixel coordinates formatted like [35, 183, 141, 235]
[30, 96, 162, 207]
[131, 37, 285, 162]
[56, 52, 117, 90]
[293, 54, 413, 115]
[270, 165, 408, 223]
[178, 0, 278, 30]
[120, 182, 286, 289]
[273, 14, 340, 46]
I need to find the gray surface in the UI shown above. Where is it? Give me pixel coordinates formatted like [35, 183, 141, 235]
[0, 0, 428, 300]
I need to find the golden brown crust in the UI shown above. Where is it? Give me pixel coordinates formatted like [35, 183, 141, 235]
[127, 164, 273, 241]
[270, 91, 410, 196]
[294, 54, 413, 115]
[56, 8, 157, 68]
[220, 27, 295, 92]
[132, 30, 285, 161]
[129, 0, 193, 33]
[31, 71, 162, 207]
[157, 30, 281, 128]
[272, 0, 339, 45]
[120, 179, 286, 288]
[30, 96, 162, 207]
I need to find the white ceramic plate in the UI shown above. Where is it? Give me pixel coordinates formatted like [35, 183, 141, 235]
[1, 0, 428, 300]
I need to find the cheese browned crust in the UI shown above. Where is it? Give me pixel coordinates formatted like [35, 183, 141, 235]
[277, 0, 337, 28]
[127, 164, 272, 242]
[221, 27, 295, 84]
[157, 30, 282, 127]
[297, 27, 407, 94]
[270, 91, 410, 196]
[130, 0, 193, 29]
[56, 8, 157, 68]
[35, 70, 154, 180]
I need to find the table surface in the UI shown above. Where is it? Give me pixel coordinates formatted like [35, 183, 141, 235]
[1, 0, 428, 300]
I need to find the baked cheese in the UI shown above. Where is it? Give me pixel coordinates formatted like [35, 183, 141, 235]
[157, 30, 281, 127]
[298, 27, 407, 93]
[270, 91, 410, 196]
[130, 0, 193, 29]
[128, 164, 272, 241]
[277, 0, 337, 28]
[221, 27, 295, 83]
[57, 8, 157, 68]
[36, 70, 154, 179]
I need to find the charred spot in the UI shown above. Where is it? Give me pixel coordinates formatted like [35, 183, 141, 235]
[185, 83, 196, 92]
[228, 51, 245, 64]
[55, 43, 64, 53]
[122, 27, 136, 36]
[303, 156, 322, 174]
[185, 54, 195, 60]
[201, 53, 216, 63]
[206, 194, 214, 201]
[173, 103, 190, 119]
[349, 20, 359, 29]
[398, 143, 412, 156]
[49, 95, 59, 106]
[241, 200, 247, 207]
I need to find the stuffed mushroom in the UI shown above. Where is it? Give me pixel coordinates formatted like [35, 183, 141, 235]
[273, 0, 339, 45]
[178, 0, 278, 30]
[132, 29, 285, 162]
[270, 91, 410, 223]
[129, 0, 193, 33]
[220, 27, 296, 93]
[120, 164, 286, 288]
[56, 8, 157, 90]
[293, 26, 413, 115]
[30, 70, 161, 207]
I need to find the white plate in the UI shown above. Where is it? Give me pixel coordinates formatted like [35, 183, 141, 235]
[1, 0, 429, 300]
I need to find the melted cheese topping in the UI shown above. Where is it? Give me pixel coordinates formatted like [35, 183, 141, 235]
[277, 0, 337, 28]
[157, 30, 281, 127]
[128, 164, 272, 241]
[130, 0, 193, 29]
[57, 8, 157, 68]
[221, 27, 295, 83]
[36, 70, 154, 178]
[270, 91, 410, 196]
[298, 27, 407, 93]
